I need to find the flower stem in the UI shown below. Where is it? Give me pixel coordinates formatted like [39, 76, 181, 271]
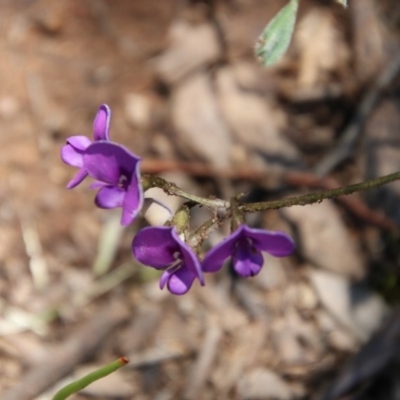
[240, 171, 400, 213]
[188, 216, 226, 249]
[142, 174, 229, 209]
[52, 357, 129, 400]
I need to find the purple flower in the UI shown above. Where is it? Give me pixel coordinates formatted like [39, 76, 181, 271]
[83, 141, 143, 226]
[132, 226, 204, 295]
[61, 104, 111, 188]
[202, 225, 295, 277]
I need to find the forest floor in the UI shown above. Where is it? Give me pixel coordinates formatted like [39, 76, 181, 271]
[1, 1, 400, 399]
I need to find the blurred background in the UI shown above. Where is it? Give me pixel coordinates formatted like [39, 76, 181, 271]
[1, 0, 400, 399]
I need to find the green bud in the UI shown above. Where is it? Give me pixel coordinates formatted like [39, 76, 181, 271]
[171, 205, 190, 234]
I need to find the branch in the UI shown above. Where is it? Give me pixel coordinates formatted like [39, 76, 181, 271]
[240, 171, 400, 213]
[142, 174, 229, 209]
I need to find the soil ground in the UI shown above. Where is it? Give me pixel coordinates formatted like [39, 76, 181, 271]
[1, 1, 400, 399]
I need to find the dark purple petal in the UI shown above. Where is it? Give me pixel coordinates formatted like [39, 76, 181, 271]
[243, 226, 295, 257]
[83, 142, 141, 185]
[132, 226, 179, 269]
[95, 185, 125, 209]
[161, 266, 197, 295]
[232, 239, 264, 277]
[201, 227, 244, 273]
[121, 161, 143, 226]
[66, 169, 88, 189]
[171, 229, 204, 285]
[93, 104, 111, 141]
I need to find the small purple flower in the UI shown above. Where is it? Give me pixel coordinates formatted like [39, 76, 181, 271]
[61, 104, 111, 188]
[132, 226, 204, 295]
[83, 141, 143, 226]
[202, 225, 295, 277]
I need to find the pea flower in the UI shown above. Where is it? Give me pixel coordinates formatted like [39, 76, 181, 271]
[61, 104, 111, 188]
[202, 225, 295, 277]
[83, 141, 143, 226]
[132, 226, 204, 295]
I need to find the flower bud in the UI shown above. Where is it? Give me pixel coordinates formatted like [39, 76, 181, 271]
[171, 205, 190, 234]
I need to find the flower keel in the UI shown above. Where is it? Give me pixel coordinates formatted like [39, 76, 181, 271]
[202, 225, 295, 277]
[83, 142, 143, 226]
[132, 226, 203, 295]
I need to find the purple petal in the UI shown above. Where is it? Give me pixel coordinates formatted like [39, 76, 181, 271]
[120, 161, 143, 226]
[61, 144, 83, 168]
[172, 229, 204, 285]
[95, 186, 125, 209]
[67, 135, 92, 151]
[232, 240, 264, 277]
[132, 226, 179, 269]
[66, 168, 88, 189]
[202, 227, 244, 273]
[61, 137, 91, 167]
[93, 104, 111, 141]
[161, 266, 197, 295]
[83, 142, 141, 185]
[159, 265, 178, 290]
[243, 226, 295, 257]
[89, 181, 107, 190]
[61, 136, 92, 188]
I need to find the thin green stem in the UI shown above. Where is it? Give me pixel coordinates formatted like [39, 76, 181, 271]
[142, 174, 229, 209]
[240, 171, 400, 213]
[52, 357, 129, 400]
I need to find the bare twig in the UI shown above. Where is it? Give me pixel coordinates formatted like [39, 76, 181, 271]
[142, 160, 398, 232]
[142, 174, 229, 209]
[283, 172, 399, 232]
[239, 171, 400, 221]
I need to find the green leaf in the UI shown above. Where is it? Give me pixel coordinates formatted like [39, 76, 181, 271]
[52, 357, 129, 400]
[255, 0, 299, 66]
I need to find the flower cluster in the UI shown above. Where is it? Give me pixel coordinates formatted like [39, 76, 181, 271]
[62, 104, 295, 295]
[61, 105, 143, 226]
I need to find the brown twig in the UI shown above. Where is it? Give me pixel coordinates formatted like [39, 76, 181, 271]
[282, 171, 399, 232]
[142, 159, 398, 232]
[3, 300, 129, 400]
